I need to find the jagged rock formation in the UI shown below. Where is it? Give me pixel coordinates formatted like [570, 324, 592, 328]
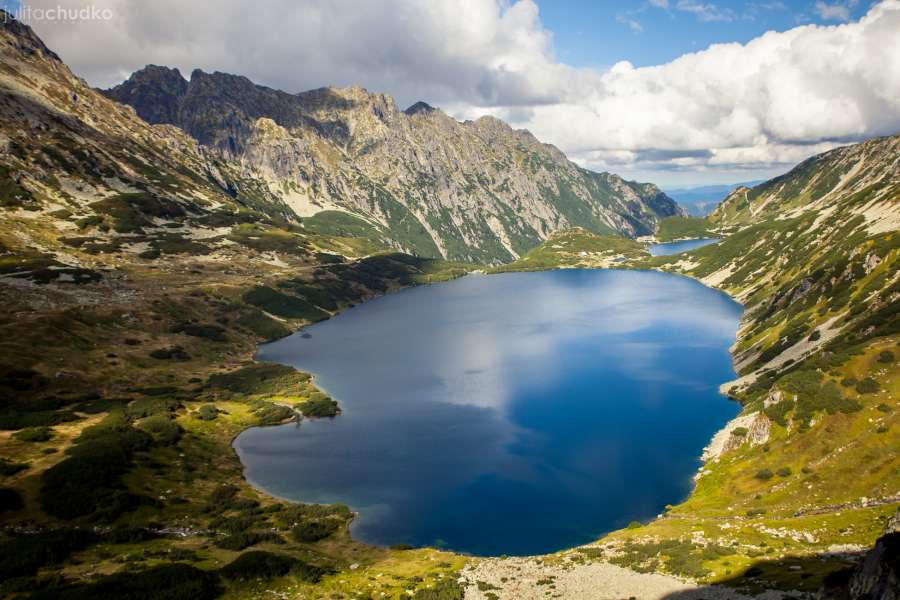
[104, 66, 683, 262]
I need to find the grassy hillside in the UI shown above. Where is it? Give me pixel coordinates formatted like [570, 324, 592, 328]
[655, 215, 715, 241]
[490, 228, 648, 272]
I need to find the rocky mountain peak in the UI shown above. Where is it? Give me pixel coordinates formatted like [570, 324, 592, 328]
[0, 10, 61, 64]
[102, 62, 685, 261]
[404, 101, 437, 116]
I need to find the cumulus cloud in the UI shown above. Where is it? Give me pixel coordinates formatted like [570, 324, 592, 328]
[21, 0, 900, 184]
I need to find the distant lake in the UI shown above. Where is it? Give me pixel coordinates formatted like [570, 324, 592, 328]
[649, 238, 720, 256]
[234, 270, 741, 556]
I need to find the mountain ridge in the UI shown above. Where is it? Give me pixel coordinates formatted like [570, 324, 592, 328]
[103, 64, 684, 263]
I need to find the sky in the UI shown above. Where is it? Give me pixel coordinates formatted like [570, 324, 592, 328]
[3, 0, 898, 187]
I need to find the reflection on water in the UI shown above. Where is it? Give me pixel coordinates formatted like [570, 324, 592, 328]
[234, 269, 742, 556]
[649, 238, 720, 256]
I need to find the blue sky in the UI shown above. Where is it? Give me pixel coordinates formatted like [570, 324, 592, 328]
[536, 0, 875, 70]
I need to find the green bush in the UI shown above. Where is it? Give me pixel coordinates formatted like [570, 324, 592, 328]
[149, 346, 190, 361]
[776, 467, 792, 477]
[755, 469, 774, 481]
[840, 377, 858, 387]
[0, 409, 79, 430]
[876, 403, 892, 413]
[242, 286, 328, 321]
[126, 398, 179, 419]
[626, 521, 644, 529]
[207, 363, 309, 396]
[273, 503, 352, 528]
[39, 418, 153, 520]
[172, 323, 227, 342]
[290, 520, 340, 543]
[0, 529, 97, 580]
[412, 580, 465, 600]
[877, 350, 895, 363]
[13, 426, 53, 442]
[731, 427, 749, 437]
[0, 487, 23, 513]
[219, 550, 331, 583]
[29, 562, 221, 600]
[213, 531, 282, 551]
[856, 377, 880, 394]
[219, 550, 295, 580]
[252, 402, 295, 426]
[137, 416, 182, 445]
[196, 404, 219, 421]
[299, 396, 339, 418]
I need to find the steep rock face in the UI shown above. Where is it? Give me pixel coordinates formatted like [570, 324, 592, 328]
[104, 67, 683, 262]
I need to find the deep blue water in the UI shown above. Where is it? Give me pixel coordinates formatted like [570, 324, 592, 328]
[234, 270, 741, 556]
[649, 238, 720, 256]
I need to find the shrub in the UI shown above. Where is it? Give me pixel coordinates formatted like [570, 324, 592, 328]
[0, 487, 23, 513]
[242, 286, 328, 321]
[412, 580, 465, 600]
[28, 562, 221, 600]
[0, 409, 79, 430]
[626, 521, 644, 529]
[196, 404, 219, 421]
[840, 377, 858, 387]
[764, 399, 794, 427]
[252, 402, 295, 426]
[731, 427, 749, 437]
[104, 527, 159, 544]
[856, 377, 880, 394]
[776, 467, 792, 477]
[877, 350, 895, 363]
[13, 426, 53, 442]
[0, 529, 97, 580]
[299, 396, 339, 418]
[218, 550, 331, 583]
[213, 531, 282, 551]
[0, 458, 29, 476]
[808, 330, 821, 341]
[39, 419, 153, 520]
[219, 550, 295, 581]
[876, 403, 892, 413]
[291, 519, 340, 543]
[126, 398, 179, 419]
[137, 416, 182, 445]
[172, 323, 227, 342]
[149, 346, 190, 361]
[755, 469, 774, 481]
[207, 363, 310, 396]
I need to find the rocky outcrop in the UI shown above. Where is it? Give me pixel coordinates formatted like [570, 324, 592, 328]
[103, 66, 684, 262]
[702, 411, 770, 462]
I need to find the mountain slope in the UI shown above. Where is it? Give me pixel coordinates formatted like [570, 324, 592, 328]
[103, 66, 683, 263]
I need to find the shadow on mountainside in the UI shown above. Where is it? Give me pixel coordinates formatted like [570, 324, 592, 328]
[661, 532, 899, 600]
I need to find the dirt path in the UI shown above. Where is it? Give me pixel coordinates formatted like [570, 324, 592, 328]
[462, 557, 787, 600]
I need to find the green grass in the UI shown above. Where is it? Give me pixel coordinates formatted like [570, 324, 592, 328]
[492, 228, 648, 272]
[655, 216, 714, 241]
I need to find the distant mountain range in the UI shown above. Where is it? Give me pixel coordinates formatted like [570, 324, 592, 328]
[664, 181, 765, 216]
[102, 66, 683, 263]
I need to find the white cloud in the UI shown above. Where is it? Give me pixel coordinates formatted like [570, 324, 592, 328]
[675, 0, 736, 22]
[21, 0, 900, 185]
[616, 14, 644, 33]
[648, 0, 670, 8]
[814, 1, 862, 21]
